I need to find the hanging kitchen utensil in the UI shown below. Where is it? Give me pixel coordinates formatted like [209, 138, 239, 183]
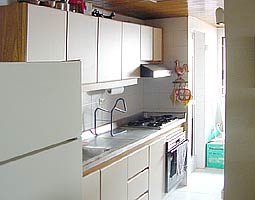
[170, 61, 192, 106]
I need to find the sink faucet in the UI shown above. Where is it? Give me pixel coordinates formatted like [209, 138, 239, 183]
[94, 97, 127, 136]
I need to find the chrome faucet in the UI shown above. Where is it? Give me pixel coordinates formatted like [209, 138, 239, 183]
[94, 97, 127, 136]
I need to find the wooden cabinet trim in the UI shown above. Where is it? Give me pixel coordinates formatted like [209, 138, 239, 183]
[0, 3, 27, 62]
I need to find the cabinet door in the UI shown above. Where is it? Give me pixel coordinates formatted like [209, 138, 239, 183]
[26, 4, 66, 62]
[137, 192, 149, 200]
[82, 170, 100, 200]
[153, 27, 163, 61]
[98, 18, 122, 82]
[128, 169, 148, 200]
[149, 137, 165, 200]
[140, 25, 153, 61]
[101, 157, 128, 200]
[122, 22, 140, 79]
[67, 12, 98, 84]
[127, 145, 148, 179]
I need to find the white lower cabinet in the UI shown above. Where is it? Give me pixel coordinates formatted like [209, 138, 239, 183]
[101, 157, 128, 200]
[137, 192, 149, 200]
[149, 137, 165, 200]
[83, 141, 164, 200]
[127, 146, 149, 179]
[82, 170, 100, 200]
[128, 169, 149, 200]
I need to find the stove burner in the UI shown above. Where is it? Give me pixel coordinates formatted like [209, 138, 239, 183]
[127, 117, 154, 127]
[126, 113, 184, 129]
[148, 122, 162, 127]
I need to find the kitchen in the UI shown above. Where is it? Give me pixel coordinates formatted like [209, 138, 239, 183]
[0, 0, 254, 200]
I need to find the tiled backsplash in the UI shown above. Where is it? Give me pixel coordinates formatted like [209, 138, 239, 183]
[82, 79, 144, 131]
[82, 76, 187, 131]
[143, 76, 187, 113]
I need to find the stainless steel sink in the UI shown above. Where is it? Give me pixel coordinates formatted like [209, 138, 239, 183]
[82, 146, 111, 161]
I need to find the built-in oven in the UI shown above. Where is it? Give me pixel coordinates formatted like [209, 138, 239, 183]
[165, 129, 188, 193]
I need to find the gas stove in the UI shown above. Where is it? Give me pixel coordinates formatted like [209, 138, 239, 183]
[126, 112, 186, 130]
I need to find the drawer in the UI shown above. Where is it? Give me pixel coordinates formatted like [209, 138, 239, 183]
[128, 169, 148, 200]
[128, 146, 149, 179]
[137, 192, 149, 200]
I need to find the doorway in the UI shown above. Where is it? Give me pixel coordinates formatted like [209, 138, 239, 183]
[189, 29, 225, 170]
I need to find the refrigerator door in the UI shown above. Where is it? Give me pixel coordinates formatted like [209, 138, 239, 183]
[0, 61, 81, 162]
[0, 139, 82, 200]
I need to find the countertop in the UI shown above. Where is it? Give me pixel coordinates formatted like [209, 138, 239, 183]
[82, 118, 186, 176]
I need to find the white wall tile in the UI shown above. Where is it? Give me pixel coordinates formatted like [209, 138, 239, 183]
[82, 91, 92, 105]
[158, 92, 172, 109]
[82, 104, 92, 131]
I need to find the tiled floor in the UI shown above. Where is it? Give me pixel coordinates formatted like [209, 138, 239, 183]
[166, 168, 224, 200]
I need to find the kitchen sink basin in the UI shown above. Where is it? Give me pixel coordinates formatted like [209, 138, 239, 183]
[82, 146, 111, 161]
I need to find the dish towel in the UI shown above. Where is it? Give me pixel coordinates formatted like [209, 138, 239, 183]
[176, 143, 187, 175]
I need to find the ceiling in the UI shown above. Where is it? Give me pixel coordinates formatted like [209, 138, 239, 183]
[89, 0, 224, 26]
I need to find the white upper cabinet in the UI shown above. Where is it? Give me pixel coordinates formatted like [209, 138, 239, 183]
[98, 18, 122, 82]
[141, 25, 163, 62]
[141, 25, 153, 61]
[27, 4, 66, 62]
[153, 27, 163, 61]
[67, 12, 98, 84]
[122, 22, 141, 79]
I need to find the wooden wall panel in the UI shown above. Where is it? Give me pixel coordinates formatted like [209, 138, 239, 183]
[0, 3, 27, 62]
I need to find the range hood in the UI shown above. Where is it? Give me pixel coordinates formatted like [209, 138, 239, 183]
[140, 64, 172, 78]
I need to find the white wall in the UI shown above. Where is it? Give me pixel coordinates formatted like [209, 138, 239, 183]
[188, 17, 218, 168]
[225, 0, 255, 199]
[144, 17, 188, 112]
[189, 16, 218, 142]
[216, 28, 225, 131]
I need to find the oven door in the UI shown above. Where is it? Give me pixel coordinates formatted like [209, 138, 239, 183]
[165, 139, 188, 193]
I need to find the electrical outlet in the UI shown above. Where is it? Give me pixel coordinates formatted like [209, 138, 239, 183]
[99, 98, 105, 105]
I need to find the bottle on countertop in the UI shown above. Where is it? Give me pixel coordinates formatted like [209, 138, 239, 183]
[68, 0, 84, 14]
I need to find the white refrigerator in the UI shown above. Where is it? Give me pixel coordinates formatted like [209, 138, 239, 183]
[0, 61, 82, 200]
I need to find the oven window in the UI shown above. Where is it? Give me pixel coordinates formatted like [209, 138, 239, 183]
[170, 151, 177, 178]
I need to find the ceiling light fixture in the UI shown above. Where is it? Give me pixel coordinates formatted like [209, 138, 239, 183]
[216, 7, 224, 25]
